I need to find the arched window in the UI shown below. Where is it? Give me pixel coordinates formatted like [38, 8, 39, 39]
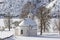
[21, 30, 23, 34]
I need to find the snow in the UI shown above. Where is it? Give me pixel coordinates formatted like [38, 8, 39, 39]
[49, 0, 60, 15]
[46, 0, 57, 9]
[14, 32, 60, 40]
[11, 18, 23, 23]
[19, 18, 36, 26]
[15, 36, 60, 40]
[0, 0, 4, 2]
[0, 0, 29, 15]
[0, 0, 60, 40]
[19, 18, 37, 29]
[4, 35, 60, 40]
[0, 31, 14, 39]
[4, 32, 60, 40]
[0, 19, 5, 27]
[0, 29, 60, 40]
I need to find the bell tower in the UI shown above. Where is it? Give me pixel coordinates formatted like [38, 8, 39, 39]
[28, 13, 33, 19]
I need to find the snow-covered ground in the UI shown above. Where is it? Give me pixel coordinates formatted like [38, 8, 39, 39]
[15, 36, 60, 40]
[0, 31, 14, 39]
[0, 0, 60, 40]
[5, 33, 60, 40]
[0, 30, 60, 40]
[4, 34, 60, 40]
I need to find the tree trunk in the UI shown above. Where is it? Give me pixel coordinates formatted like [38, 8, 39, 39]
[8, 13, 10, 31]
[40, 13, 43, 35]
[40, 20, 42, 35]
[8, 18, 10, 31]
[44, 23, 46, 32]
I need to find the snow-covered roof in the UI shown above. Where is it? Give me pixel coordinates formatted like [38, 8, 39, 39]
[19, 18, 37, 28]
[12, 18, 23, 23]
[46, 0, 57, 9]
[49, 0, 60, 17]
[28, 13, 33, 17]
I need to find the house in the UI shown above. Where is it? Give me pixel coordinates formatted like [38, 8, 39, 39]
[15, 13, 37, 36]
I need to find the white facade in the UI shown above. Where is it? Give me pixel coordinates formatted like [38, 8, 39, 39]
[15, 18, 37, 36]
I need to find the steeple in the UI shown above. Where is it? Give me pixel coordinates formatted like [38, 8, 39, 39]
[28, 13, 33, 19]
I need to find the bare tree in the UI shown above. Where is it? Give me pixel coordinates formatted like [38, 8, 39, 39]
[54, 19, 60, 34]
[20, 2, 35, 18]
[4, 13, 12, 31]
[58, 19, 60, 34]
[36, 6, 51, 35]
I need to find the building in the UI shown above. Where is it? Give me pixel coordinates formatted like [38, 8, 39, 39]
[15, 13, 37, 36]
[15, 18, 37, 36]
